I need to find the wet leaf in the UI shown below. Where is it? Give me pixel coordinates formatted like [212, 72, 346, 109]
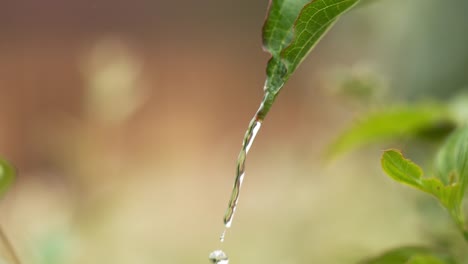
[258, 0, 360, 119]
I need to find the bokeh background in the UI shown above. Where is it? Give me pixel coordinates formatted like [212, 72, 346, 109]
[0, 0, 468, 263]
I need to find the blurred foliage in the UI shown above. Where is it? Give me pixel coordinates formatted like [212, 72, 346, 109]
[327, 103, 454, 159]
[381, 142, 467, 241]
[361, 247, 456, 264]
[82, 38, 146, 124]
[329, 64, 388, 105]
[330, 89, 468, 261]
[389, 0, 468, 99]
[0, 158, 14, 198]
[0, 0, 468, 263]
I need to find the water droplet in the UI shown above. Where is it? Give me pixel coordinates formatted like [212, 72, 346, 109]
[220, 229, 226, 242]
[209, 250, 229, 264]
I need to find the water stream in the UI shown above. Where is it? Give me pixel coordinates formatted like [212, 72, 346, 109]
[222, 119, 262, 228]
[209, 93, 271, 263]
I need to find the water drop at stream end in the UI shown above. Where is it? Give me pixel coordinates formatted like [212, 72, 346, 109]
[209, 250, 229, 264]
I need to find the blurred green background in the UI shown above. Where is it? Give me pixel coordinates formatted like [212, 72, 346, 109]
[0, 0, 467, 263]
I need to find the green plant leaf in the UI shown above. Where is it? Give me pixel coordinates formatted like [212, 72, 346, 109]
[435, 126, 468, 189]
[327, 104, 454, 159]
[435, 126, 468, 235]
[258, 0, 360, 120]
[280, 0, 359, 75]
[381, 127, 468, 241]
[381, 149, 424, 189]
[381, 149, 459, 211]
[360, 246, 456, 264]
[0, 158, 15, 198]
[262, 0, 311, 57]
[406, 254, 451, 264]
[381, 149, 460, 223]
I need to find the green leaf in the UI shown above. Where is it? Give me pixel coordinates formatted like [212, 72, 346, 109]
[258, 0, 360, 120]
[327, 104, 453, 159]
[435, 126, 468, 234]
[263, 0, 311, 56]
[380, 150, 459, 211]
[280, 0, 360, 76]
[435, 126, 468, 189]
[406, 254, 451, 264]
[381, 127, 468, 241]
[0, 158, 15, 198]
[360, 246, 455, 264]
[381, 149, 424, 189]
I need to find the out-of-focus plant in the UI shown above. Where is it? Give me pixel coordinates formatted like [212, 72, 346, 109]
[257, 1, 467, 262]
[0, 158, 20, 264]
[359, 246, 457, 264]
[0, 158, 14, 198]
[327, 92, 468, 262]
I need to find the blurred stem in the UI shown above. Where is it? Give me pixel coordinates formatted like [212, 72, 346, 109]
[0, 225, 21, 264]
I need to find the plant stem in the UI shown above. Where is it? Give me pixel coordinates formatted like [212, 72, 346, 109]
[0, 225, 21, 264]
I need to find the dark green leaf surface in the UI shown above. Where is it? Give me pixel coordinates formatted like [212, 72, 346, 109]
[0, 158, 15, 198]
[263, 0, 310, 56]
[258, 0, 359, 120]
[281, 0, 360, 76]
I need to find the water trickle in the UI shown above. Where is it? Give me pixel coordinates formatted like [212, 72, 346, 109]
[209, 93, 271, 263]
[209, 250, 229, 264]
[220, 229, 226, 242]
[223, 119, 262, 228]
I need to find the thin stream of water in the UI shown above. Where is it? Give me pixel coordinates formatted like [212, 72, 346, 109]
[223, 119, 262, 228]
[209, 94, 270, 263]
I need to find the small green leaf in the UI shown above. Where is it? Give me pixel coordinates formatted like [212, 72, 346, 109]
[360, 246, 455, 264]
[327, 104, 453, 159]
[381, 150, 460, 210]
[381, 149, 424, 189]
[0, 158, 15, 198]
[258, 0, 360, 120]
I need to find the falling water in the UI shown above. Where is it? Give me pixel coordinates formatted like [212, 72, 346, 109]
[209, 92, 271, 263]
[223, 118, 262, 228]
[209, 250, 229, 264]
[222, 89, 272, 233]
